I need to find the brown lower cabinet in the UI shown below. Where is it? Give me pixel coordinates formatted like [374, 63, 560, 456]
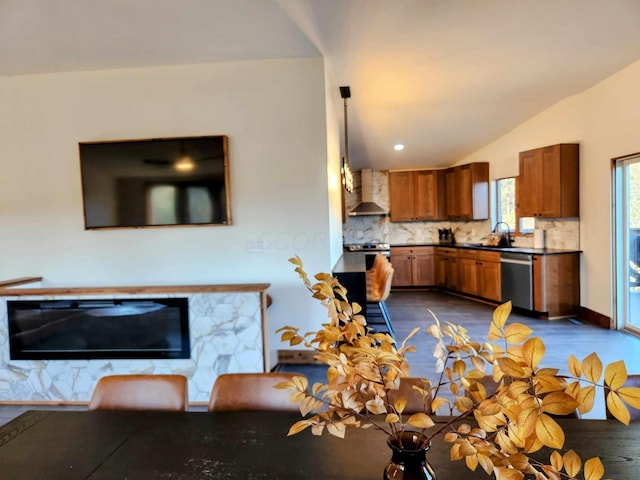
[457, 250, 501, 302]
[434, 247, 459, 290]
[391, 247, 579, 316]
[390, 246, 434, 287]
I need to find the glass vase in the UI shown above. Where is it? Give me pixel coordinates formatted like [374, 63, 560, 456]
[383, 431, 436, 480]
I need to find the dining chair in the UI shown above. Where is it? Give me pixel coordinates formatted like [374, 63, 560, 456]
[387, 377, 433, 414]
[208, 372, 301, 412]
[366, 260, 395, 338]
[88, 374, 188, 411]
[605, 374, 640, 421]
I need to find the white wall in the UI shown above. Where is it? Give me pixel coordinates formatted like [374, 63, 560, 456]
[459, 59, 640, 320]
[0, 57, 334, 366]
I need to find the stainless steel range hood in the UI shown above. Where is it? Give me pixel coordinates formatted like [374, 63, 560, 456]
[348, 169, 387, 216]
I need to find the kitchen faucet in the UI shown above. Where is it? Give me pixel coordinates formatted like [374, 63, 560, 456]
[493, 222, 513, 247]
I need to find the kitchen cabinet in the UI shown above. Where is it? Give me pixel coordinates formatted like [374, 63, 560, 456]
[517, 144, 579, 218]
[434, 247, 459, 290]
[444, 163, 490, 220]
[458, 249, 501, 301]
[389, 170, 443, 222]
[390, 246, 434, 286]
[532, 252, 580, 318]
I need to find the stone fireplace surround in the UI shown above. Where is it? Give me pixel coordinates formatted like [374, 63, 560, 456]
[0, 279, 269, 404]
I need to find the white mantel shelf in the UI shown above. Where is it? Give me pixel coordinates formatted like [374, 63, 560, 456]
[0, 279, 271, 404]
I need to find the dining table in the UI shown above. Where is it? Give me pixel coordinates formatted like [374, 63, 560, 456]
[0, 410, 639, 479]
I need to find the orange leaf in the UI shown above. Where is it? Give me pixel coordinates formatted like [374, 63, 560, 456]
[287, 419, 311, 436]
[493, 466, 524, 480]
[496, 357, 525, 378]
[541, 392, 579, 416]
[550, 451, 563, 471]
[563, 449, 582, 478]
[618, 386, 640, 409]
[604, 360, 627, 390]
[407, 412, 435, 429]
[535, 414, 564, 449]
[582, 353, 603, 384]
[584, 457, 604, 480]
[606, 391, 631, 425]
[568, 354, 582, 378]
[503, 323, 533, 344]
[522, 337, 545, 369]
[577, 385, 596, 414]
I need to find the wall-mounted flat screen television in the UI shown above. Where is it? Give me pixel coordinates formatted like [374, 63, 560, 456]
[79, 135, 231, 229]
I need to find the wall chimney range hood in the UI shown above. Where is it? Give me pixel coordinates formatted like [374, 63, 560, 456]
[348, 168, 387, 216]
[339, 85, 386, 216]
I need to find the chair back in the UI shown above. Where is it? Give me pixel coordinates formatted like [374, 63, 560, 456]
[367, 261, 394, 303]
[605, 374, 640, 421]
[387, 377, 432, 414]
[88, 374, 188, 411]
[208, 372, 300, 412]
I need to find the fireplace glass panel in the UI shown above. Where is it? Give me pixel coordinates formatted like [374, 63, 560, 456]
[7, 298, 190, 360]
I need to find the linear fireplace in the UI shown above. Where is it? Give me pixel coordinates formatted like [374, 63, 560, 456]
[7, 298, 190, 360]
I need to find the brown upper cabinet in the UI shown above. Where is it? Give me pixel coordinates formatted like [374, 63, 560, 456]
[517, 144, 579, 218]
[444, 162, 489, 220]
[389, 170, 444, 222]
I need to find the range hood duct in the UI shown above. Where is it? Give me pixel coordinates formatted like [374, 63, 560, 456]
[348, 168, 387, 216]
[339, 85, 386, 217]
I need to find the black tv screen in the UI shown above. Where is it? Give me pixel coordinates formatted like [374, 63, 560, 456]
[79, 135, 231, 229]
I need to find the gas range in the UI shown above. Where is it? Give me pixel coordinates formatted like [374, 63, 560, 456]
[345, 243, 390, 252]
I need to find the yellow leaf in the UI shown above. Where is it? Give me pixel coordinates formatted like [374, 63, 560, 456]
[568, 354, 582, 378]
[522, 337, 545, 369]
[541, 392, 579, 416]
[542, 465, 562, 480]
[478, 454, 494, 475]
[604, 360, 627, 390]
[394, 396, 407, 414]
[292, 375, 308, 391]
[431, 397, 449, 412]
[453, 358, 466, 377]
[582, 353, 603, 384]
[618, 386, 640, 409]
[365, 397, 387, 415]
[444, 432, 458, 443]
[493, 301, 512, 329]
[606, 391, 631, 425]
[493, 466, 524, 480]
[577, 385, 596, 414]
[563, 449, 582, 478]
[287, 419, 311, 436]
[385, 413, 400, 424]
[535, 414, 564, 449]
[465, 454, 478, 471]
[496, 357, 525, 378]
[517, 406, 538, 438]
[455, 396, 474, 413]
[458, 440, 477, 456]
[550, 451, 563, 471]
[584, 457, 604, 480]
[503, 323, 533, 344]
[326, 421, 346, 438]
[407, 412, 435, 429]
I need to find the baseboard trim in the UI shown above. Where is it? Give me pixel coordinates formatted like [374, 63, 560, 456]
[578, 306, 613, 329]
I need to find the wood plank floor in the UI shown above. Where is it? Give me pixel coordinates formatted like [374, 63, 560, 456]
[1, 291, 639, 424]
[386, 290, 640, 419]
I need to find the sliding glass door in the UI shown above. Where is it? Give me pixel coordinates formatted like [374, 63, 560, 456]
[615, 154, 640, 333]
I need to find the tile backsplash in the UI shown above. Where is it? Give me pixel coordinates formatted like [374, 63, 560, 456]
[343, 170, 580, 250]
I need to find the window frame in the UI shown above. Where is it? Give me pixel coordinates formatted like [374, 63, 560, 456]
[493, 176, 534, 236]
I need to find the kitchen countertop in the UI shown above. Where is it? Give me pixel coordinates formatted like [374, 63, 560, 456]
[389, 243, 581, 255]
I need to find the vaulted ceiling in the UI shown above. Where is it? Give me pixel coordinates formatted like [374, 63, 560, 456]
[3, 0, 640, 170]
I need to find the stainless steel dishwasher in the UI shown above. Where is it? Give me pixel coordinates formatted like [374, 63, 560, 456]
[500, 252, 533, 310]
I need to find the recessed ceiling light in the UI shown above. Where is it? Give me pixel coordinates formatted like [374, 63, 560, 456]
[394, 144, 405, 151]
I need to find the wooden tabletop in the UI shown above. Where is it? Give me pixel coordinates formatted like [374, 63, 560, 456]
[0, 411, 638, 479]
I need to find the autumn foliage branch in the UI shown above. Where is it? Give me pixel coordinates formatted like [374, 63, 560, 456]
[276, 256, 640, 480]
